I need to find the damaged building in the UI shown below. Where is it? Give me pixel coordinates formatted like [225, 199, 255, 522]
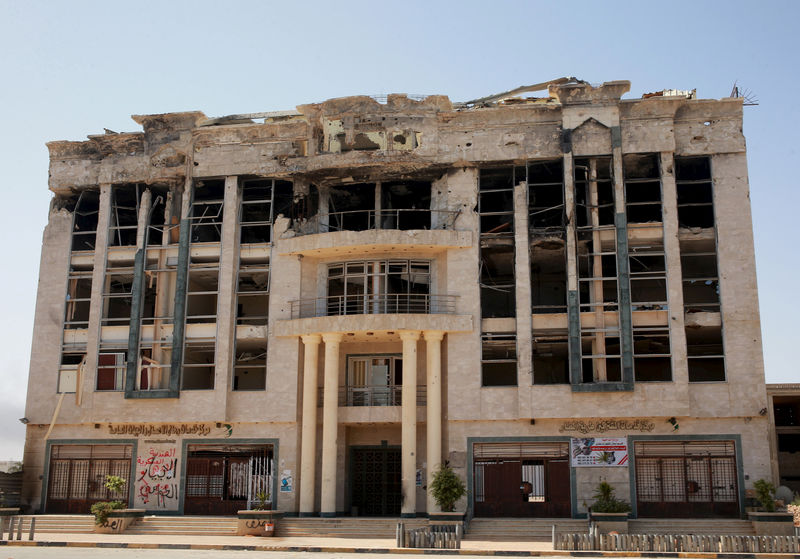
[21, 78, 770, 520]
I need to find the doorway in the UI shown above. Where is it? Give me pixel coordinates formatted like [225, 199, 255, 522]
[350, 447, 401, 516]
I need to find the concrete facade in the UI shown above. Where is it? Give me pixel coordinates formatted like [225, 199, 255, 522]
[22, 79, 770, 519]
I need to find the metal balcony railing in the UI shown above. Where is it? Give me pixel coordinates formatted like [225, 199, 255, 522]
[290, 293, 458, 319]
[317, 386, 427, 407]
[297, 209, 460, 235]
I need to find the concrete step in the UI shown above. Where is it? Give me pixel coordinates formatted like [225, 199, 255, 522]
[126, 516, 238, 535]
[276, 517, 428, 538]
[464, 518, 586, 541]
[629, 519, 755, 536]
[12, 515, 95, 533]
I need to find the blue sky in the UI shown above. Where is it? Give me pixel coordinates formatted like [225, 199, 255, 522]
[0, 0, 797, 460]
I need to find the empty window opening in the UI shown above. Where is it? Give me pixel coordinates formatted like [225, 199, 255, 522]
[574, 158, 614, 227]
[774, 401, 800, 427]
[233, 340, 266, 391]
[479, 167, 516, 235]
[109, 185, 143, 247]
[528, 160, 565, 229]
[680, 242, 720, 312]
[96, 351, 125, 391]
[327, 183, 376, 231]
[533, 335, 569, 384]
[577, 236, 618, 312]
[135, 344, 171, 390]
[185, 265, 219, 324]
[64, 269, 92, 329]
[381, 181, 432, 230]
[581, 335, 621, 383]
[482, 333, 517, 387]
[778, 434, 800, 453]
[629, 246, 667, 310]
[480, 243, 516, 318]
[190, 180, 225, 243]
[65, 190, 100, 251]
[326, 260, 431, 315]
[347, 355, 403, 406]
[676, 157, 715, 228]
[624, 154, 663, 224]
[236, 265, 269, 325]
[101, 269, 134, 325]
[182, 340, 215, 390]
[239, 178, 293, 244]
[531, 239, 567, 313]
[633, 328, 671, 381]
[686, 325, 725, 382]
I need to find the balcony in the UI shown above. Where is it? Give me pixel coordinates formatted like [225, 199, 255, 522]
[290, 293, 458, 319]
[318, 386, 427, 407]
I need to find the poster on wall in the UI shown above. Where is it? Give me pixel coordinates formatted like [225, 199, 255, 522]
[570, 437, 628, 467]
[133, 443, 180, 510]
[280, 470, 293, 492]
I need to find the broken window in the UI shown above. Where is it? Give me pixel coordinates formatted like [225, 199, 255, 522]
[323, 181, 433, 233]
[480, 242, 516, 318]
[190, 179, 225, 243]
[574, 157, 622, 384]
[108, 185, 143, 247]
[233, 340, 266, 391]
[530, 159, 567, 315]
[574, 158, 614, 227]
[629, 246, 667, 310]
[64, 266, 92, 329]
[58, 350, 84, 394]
[67, 190, 100, 251]
[481, 333, 517, 387]
[633, 327, 671, 381]
[236, 265, 269, 325]
[96, 351, 125, 391]
[182, 340, 215, 390]
[326, 260, 431, 315]
[676, 157, 715, 228]
[686, 325, 725, 382]
[624, 154, 662, 224]
[239, 178, 293, 244]
[479, 168, 516, 234]
[532, 334, 569, 384]
[528, 160, 565, 229]
[185, 265, 219, 324]
[676, 157, 725, 382]
[101, 267, 134, 326]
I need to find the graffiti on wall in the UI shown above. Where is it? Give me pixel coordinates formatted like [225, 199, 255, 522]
[134, 444, 179, 510]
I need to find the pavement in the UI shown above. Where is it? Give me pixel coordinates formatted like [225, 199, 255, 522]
[1, 532, 800, 558]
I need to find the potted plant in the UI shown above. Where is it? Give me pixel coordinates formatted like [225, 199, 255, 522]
[90, 475, 126, 529]
[748, 479, 792, 535]
[588, 481, 631, 534]
[429, 462, 466, 521]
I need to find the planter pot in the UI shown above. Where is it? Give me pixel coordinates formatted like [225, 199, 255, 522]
[237, 510, 283, 536]
[428, 511, 465, 525]
[590, 512, 630, 535]
[94, 509, 145, 534]
[748, 511, 794, 536]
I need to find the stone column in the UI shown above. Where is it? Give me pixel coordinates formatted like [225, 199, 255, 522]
[320, 332, 342, 517]
[424, 330, 444, 514]
[217, 176, 240, 410]
[400, 330, 420, 517]
[299, 334, 321, 516]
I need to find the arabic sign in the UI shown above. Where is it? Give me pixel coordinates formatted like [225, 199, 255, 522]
[570, 437, 628, 467]
[559, 419, 654, 434]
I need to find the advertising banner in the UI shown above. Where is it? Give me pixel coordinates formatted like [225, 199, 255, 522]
[570, 437, 628, 467]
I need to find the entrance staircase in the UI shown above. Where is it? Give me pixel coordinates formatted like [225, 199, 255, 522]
[13, 515, 95, 533]
[276, 517, 428, 538]
[125, 516, 238, 536]
[464, 518, 587, 541]
[628, 518, 756, 536]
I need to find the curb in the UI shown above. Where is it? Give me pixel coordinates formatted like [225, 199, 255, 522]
[2, 541, 800, 558]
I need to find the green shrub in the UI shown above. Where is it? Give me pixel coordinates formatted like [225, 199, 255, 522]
[590, 481, 631, 514]
[753, 479, 776, 512]
[90, 474, 127, 525]
[430, 462, 466, 513]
